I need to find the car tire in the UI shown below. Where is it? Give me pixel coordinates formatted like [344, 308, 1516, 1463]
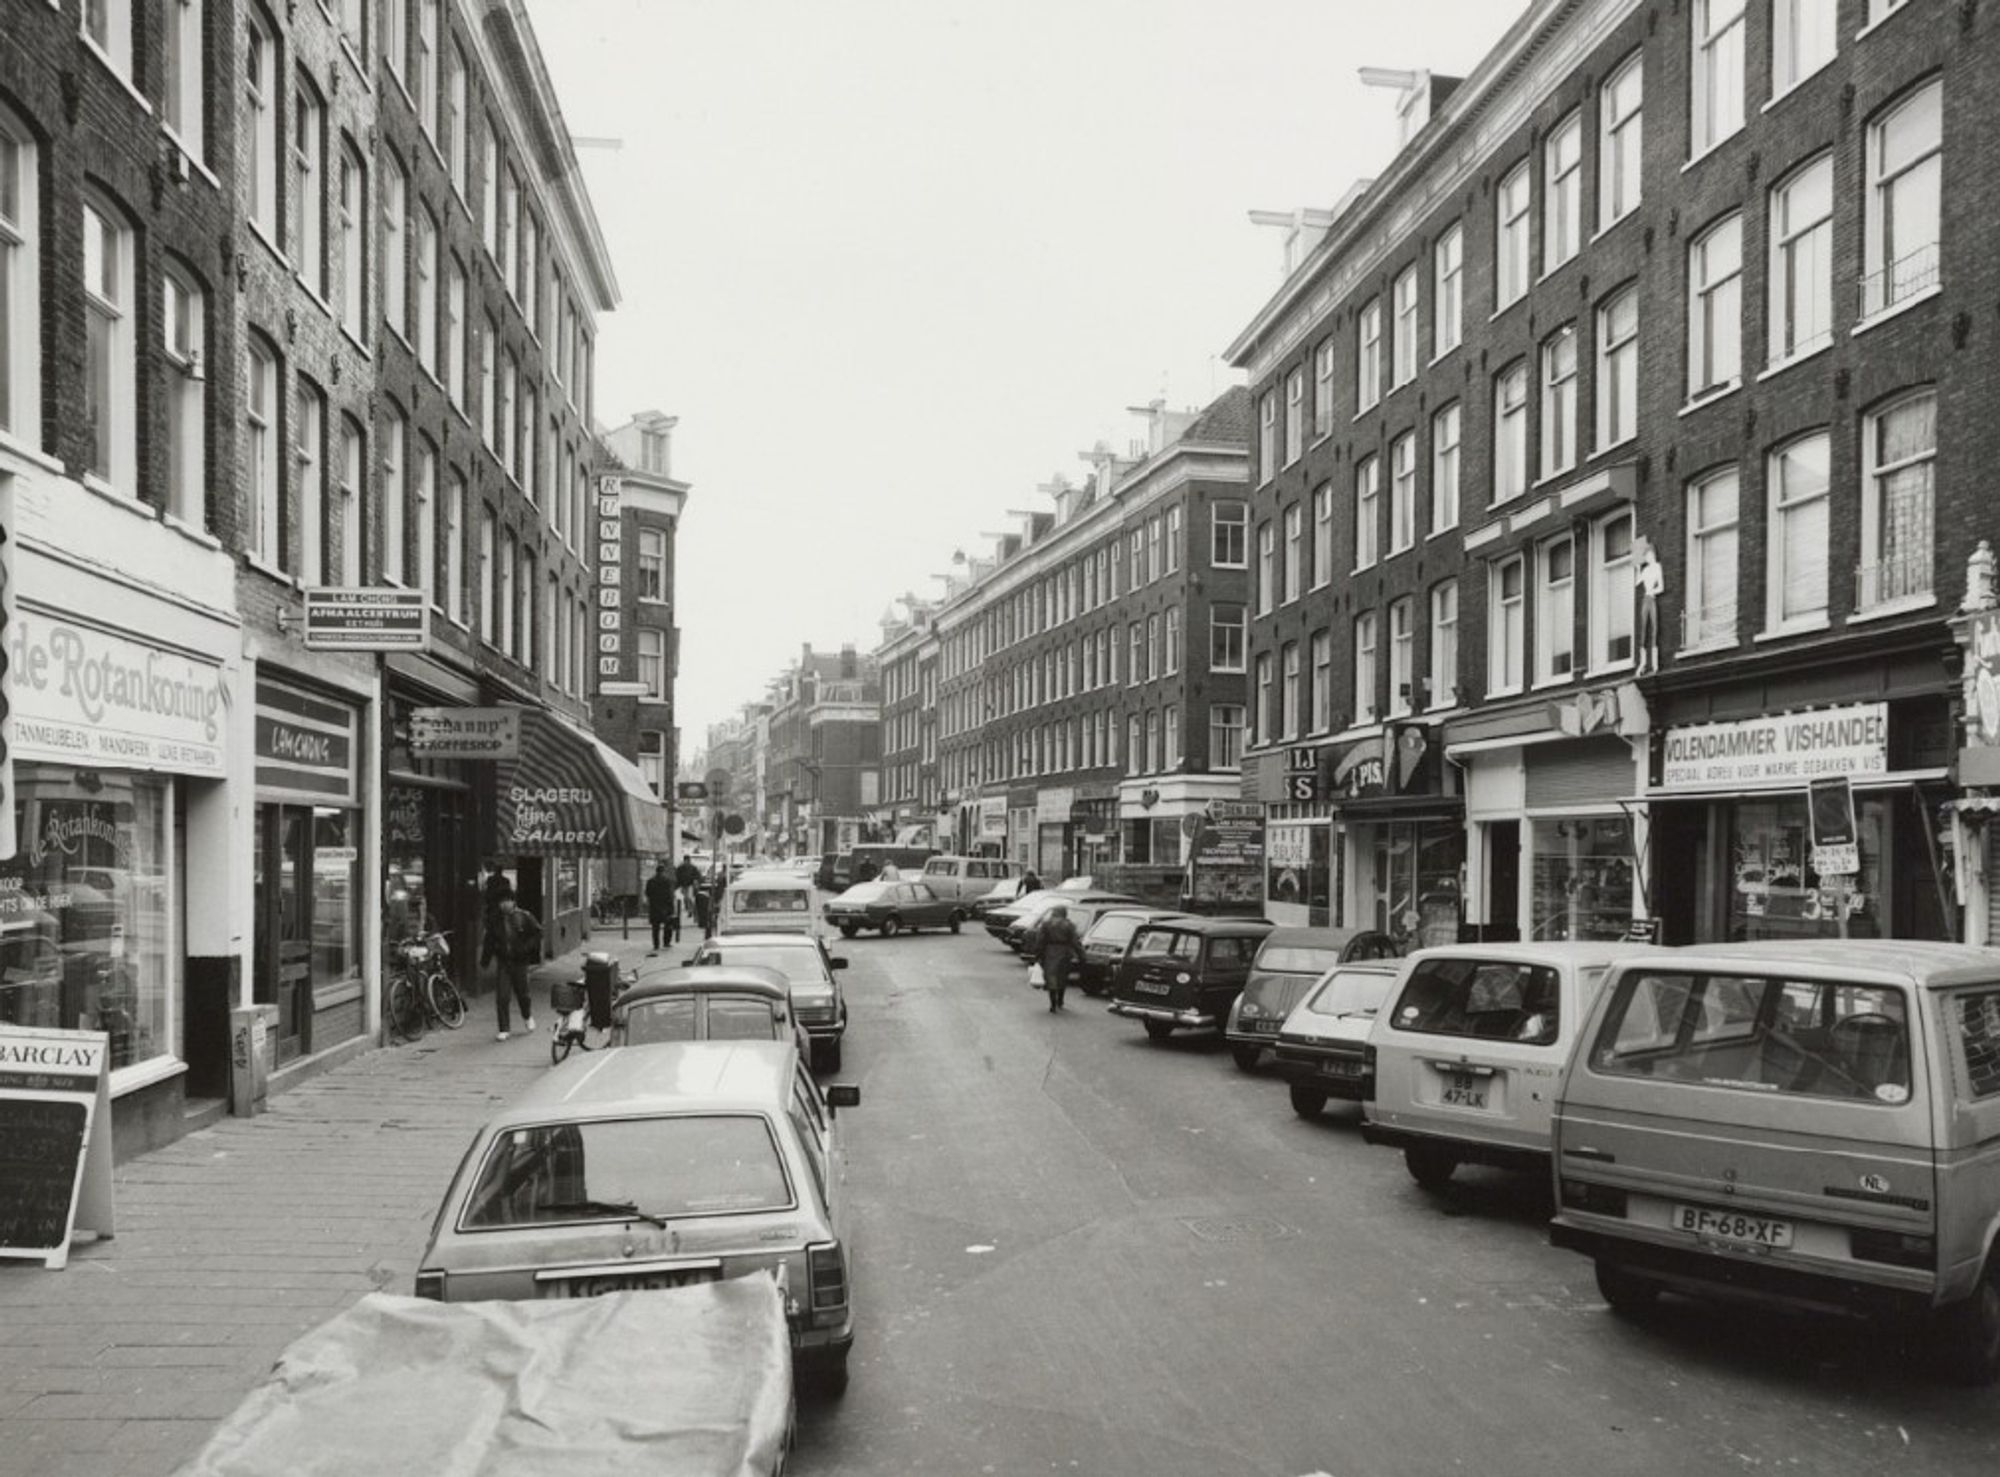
[948, 912, 963, 934]
[1142, 1020, 1175, 1042]
[815, 1038, 843, 1074]
[881, 915, 902, 938]
[1289, 1084, 1327, 1118]
[1230, 1043, 1261, 1071]
[838, 923, 857, 939]
[1933, 1256, 2000, 1385]
[1403, 1143, 1459, 1190]
[807, 1352, 850, 1399]
[1594, 1260, 1664, 1315]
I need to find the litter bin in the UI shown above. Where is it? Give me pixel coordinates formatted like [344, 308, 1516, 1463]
[583, 952, 617, 1030]
[228, 1003, 280, 1117]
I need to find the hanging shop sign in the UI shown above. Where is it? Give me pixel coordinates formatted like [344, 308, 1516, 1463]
[1958, 608, 2000, 785]
[1658, 703, 1889, 792]
[255, 678, 359, 805]
[6, 613, 229, 776]
[302, 588, 428, 650]
[596, 476, 625, 682]
[410, 706, 522, 760]
[0, 1026, 114, 1269]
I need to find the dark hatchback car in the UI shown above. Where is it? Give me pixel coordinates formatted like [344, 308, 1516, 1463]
[1108, 915, 1276, 1041]
[822, 880, 963, 937]
[1074, 907, 1188, 997]
[1222, 927, 1401, 1070]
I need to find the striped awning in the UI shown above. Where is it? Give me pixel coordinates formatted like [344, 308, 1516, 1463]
[492, 708, 672, 858]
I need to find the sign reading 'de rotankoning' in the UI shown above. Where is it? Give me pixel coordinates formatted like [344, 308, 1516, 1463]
[1658, 702, 1889, 791]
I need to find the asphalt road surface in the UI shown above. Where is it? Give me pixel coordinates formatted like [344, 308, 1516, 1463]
[792, 923, 2000, 1476]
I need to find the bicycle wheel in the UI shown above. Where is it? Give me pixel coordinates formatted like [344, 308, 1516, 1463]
[387, 974, 427, 1042]
[550, 1025, 574, 1065]
[425, 970, 468, 1029]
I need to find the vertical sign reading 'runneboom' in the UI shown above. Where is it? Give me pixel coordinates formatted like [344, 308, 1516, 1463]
[597, 476, 624, 681]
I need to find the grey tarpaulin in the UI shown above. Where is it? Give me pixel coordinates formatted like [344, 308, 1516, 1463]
[175, 1279, 793, 1477]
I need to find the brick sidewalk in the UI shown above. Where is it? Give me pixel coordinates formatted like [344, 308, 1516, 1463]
[0, 932, 677, 1477]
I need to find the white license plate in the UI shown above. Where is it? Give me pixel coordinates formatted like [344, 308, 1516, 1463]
[1134, 980, 1171, 996]
[1672, 1205, 1794, 1249]
[547, 1268, 718, 1299]
[1318, 1058, 1362, 1077]
[1439, 1072, 1488, 1109]
[1250, 1020, 1281, 1034]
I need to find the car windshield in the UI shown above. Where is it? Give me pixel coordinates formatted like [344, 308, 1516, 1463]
[1129, 927, 1199, 961]
[621, 997, 698, 1044]
[733, 889, 809, 913]
[840, 883, 891, 903]
[1591, 971, 1913, 1104]
[1389, 958, 1564, 1045]
[1304, 967, 1399, 1018]
[699, 945, 823, 988]
[459, 1114, 792, 1229]
[1256, 945, 1345, 976]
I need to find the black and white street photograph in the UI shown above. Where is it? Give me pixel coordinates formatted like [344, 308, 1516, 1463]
[3, 0, 2000, 1473]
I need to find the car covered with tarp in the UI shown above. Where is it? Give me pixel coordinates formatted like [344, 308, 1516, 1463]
[174, 1279, 794, 1476]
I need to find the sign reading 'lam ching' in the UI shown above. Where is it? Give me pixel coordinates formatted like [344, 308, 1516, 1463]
[303, 589, 429, 651]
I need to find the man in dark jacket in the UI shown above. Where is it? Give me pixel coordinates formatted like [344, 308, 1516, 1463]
[481, 897, 542, 1041]
[1038, 904, 1081, 1013]
[644, 861, 678, 953]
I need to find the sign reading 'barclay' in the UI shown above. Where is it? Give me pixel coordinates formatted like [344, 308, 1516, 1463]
[1659, 703, 1889, 791]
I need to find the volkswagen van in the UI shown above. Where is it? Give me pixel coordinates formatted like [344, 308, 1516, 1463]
[1362, 942, 1661, 1189]
[1549, 940, 2000, 1384]
[717, 875, 820, 939]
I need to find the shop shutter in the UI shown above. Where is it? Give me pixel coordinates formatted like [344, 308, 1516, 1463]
[1524, 738, 1635, 809]
[1985, 828, 2000, 942]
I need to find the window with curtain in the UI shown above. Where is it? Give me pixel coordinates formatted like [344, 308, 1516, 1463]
[1859, 389, 1936, 610]
[1684, 467, 1740, 648]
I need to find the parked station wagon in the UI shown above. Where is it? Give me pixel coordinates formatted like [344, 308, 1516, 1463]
[1272, 959, 1406, 1117]
[1108, 915, 1276, 1041]
[1550, 940, 2000, 1384]
[413, 1039, 861, 1393]
[1223, 926, 1400, 1071]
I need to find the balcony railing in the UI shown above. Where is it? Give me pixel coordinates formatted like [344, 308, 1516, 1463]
[1858, 241, 1940, 319]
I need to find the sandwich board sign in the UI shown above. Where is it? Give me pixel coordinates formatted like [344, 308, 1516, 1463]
[0, 1026, 115, 1268]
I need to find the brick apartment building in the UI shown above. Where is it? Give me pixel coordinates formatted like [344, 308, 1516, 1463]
[876, 599, 942, 846]
[763, 646, 882, 859]
[1228, 0, 1992, 947]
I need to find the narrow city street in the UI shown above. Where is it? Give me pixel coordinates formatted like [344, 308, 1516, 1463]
[800, 929, 2000, 1476]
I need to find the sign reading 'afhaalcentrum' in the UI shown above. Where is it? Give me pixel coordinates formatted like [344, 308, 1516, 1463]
[1659, 703, 1889, 791]
[303, 588, 428, 651]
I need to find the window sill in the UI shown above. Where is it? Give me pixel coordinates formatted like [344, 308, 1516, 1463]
[1428, 343, 1460, 370]
[1351, 562, 1376, 576]
[296, 280, 334, 321]
[1764, 56, 1836, 114]
[338, 36, 373, 91]
[80, 471, 136, 507]
[1675, 638, 1740, 658]
[1589, 209, 1637, 247]
[1386, 542, 1415, 560]
[1427, 522, 1460, 542]
[1679, 382, 1741, 418]
[1532, 464, 1579, 492]
[1536, 253, 1578, 287]
[1853, 283, 1943, 337]
[1486, 686, 1524, 702]
[1760, 339, 1834, 382]
[1754, 618, 1831, 643]
[1387, 377, 1415, 400]
[1849, 594, 1936, 625]
[160, 127, 220, 190]
[82, 36, 150, 114]
[247, 220, 292, 274]
[0, 427, 62, 474]
[1353, 400, 1381, 423]
[1681, 127, 1744, 175]
[1592, 433, 1637, 462]
[1855, 6, 1912, 44]
[1488, 295, 1526, 326]
[1530, 674, 1575, 693]
[244, 552, 300, 587]
[339, 324, 373, 359]
[1584, 660, 1635, 681]
[161, 508, 222, 552]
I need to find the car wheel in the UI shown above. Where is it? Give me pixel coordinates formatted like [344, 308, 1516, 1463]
[806, 1352, 850, 1399]
[838, 923, 858, 939]
[1594, 1260, 1664, 1315]
[1289, 1084, 1327, 1118]
[1142, 1020, 1175, 1042]
[1403, 1143, 1459, 1189]
[1230, 1043, 1261, 1071]
[815, 1038, 843, 1074]
[948, 912, 963, 934]
[1933, 1257, 2000, 1385]
[881, 915, 902, 938]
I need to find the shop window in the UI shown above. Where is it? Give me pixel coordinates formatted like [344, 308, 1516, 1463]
[1530, 816, 1634, 941]
[257, 804, 362, 1063]
[1726, 794, 1891, 941]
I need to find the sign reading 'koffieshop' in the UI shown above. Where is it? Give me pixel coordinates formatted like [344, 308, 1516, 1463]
[1658, 703, 1889, 791]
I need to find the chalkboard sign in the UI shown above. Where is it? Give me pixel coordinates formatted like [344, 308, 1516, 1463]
[0, 1026, 113, 1268]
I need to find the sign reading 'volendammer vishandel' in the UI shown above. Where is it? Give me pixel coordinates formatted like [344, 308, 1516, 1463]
[1658, 702, 1889, 791]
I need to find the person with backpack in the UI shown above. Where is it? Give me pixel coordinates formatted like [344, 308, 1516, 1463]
[482, 896, 542, 1041]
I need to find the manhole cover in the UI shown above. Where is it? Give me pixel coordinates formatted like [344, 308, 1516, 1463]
[1180, 1215, 1296, 1243]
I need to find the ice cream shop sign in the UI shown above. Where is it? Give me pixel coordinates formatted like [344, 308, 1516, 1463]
[5, 616, 229, 775]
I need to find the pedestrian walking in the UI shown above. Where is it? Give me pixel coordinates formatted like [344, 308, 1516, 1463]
[644, 860, 678, 953]
[1038, 903, 1080, 1013]
[481, 896, 542, 1041]
[1021, 868, 1043, 894]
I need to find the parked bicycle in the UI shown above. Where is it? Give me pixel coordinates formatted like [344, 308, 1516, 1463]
[386, 930, 466, 1043]
[549, 958, 627, 1065]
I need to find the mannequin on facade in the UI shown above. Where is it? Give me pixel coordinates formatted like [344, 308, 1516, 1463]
[1633, 534, 1666, 676]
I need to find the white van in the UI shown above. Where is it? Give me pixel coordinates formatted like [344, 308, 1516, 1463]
[1362, 942, 1660, 1189]
[716, 875, 819, 939]
[919, 855, 1019, 906]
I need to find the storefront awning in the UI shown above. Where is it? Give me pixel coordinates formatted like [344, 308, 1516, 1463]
[1946, 796, 2000, 815]
[492, 709, 672, 858]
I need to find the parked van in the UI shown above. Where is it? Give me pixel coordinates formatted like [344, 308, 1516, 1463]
[1362, 941, 1660, 1189]
[716, 874, 819, 938]
[919, 855, 1020, 906]
[1550, 940, 2000, 1384]
[841, 845, 937, 885]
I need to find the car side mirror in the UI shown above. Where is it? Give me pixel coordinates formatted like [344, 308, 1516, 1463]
[825, 1083, 860, 1110]
[830, 957, 848, 970]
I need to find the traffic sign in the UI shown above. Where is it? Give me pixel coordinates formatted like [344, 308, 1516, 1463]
[675, 782, 708, 801]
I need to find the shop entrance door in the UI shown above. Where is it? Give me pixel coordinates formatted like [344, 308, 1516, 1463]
[1485, 821, 1520, 942]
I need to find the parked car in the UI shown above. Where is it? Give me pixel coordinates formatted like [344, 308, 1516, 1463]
[1361, 941, 1663, 1190]
[716, 875, 820, 939]
[1005, 892, 1142, 958]
[1108, 915, 1276, 1041]
[1550, 939, 2000, 1384]
[1074, 907, 1188, 997]
[968, 876, 1037, 924]
[979, 878, 1099, 943]
[610, 965, 808, 1057]
[687, 932, 849, 1073]
[1271, 959, 1407, 1116]
[412, 1039, 860, 1394]
[1223, 927, 1402, 1070]
[917, 855, 1021, 906]
[822, 879, 963, 937]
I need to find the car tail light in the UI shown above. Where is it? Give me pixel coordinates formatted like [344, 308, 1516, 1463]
[807, 1242, 847, 1327]
[1360, 1044, 1377, 1102]
[1850, 1228, 1934, 1269]
[413, 1270, 446, 1301]
[1559, 1179, 1629, 1217]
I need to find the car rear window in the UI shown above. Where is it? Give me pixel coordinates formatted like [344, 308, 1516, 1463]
[621, 998, 698, 1044]
[1956, 990, 2000, 1099]
[459, 1114, 792, 1229]
[923, 860, 953, 877]
[1130, 927, 1199, 961]
[1256, 945, 1344, 975]
[1087, 915, 1142, 947]
[1389, 958, 1563, 1045]
[1591, 971, 1913, 1104]
[1303, 967, 1399, 1019]
[734, 888, 809, 913]
[706, 999, 783, 1041]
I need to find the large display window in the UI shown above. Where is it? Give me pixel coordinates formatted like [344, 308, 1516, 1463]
[1353, 819, 1462, 947]
[0, 767, 174, 1072]
[1529, 815, 1635, 941]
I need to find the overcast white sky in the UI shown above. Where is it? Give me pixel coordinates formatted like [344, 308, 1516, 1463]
[529, 0, 1522, 754]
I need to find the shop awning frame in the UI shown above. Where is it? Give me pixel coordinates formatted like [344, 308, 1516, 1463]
[491, 708, 672, 858]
